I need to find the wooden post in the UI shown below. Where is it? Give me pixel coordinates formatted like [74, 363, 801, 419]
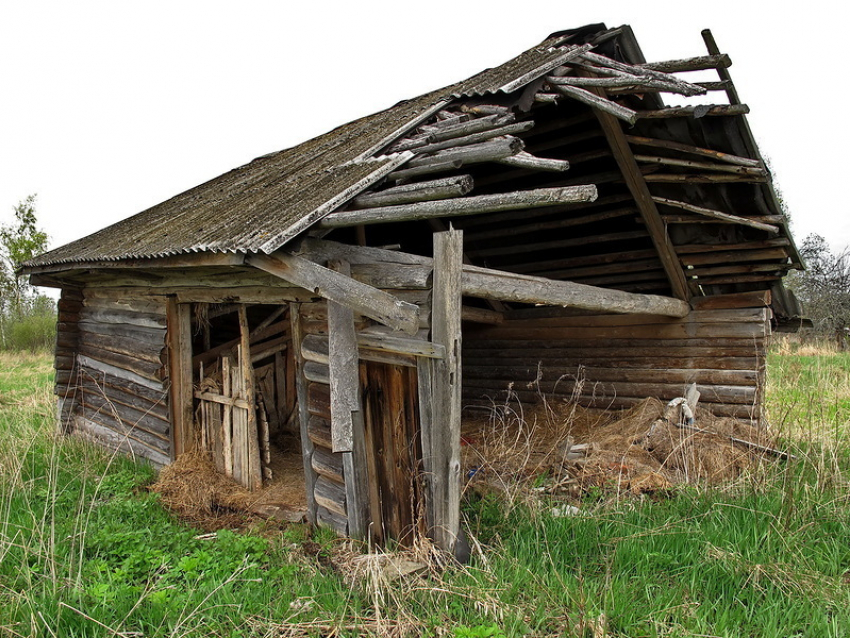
[290, 303, 318, 524]
[430, 229, 463, 554]
[327, 259, 369, 540]
[166, 299, 193, 459]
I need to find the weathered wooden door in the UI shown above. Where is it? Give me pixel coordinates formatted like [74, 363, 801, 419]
[359, 361, 424, 546]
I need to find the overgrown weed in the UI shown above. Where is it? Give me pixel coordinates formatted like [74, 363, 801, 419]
[2, 348, 850, 636]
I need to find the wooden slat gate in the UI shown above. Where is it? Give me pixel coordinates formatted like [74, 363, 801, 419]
[194, 350, 264, 490]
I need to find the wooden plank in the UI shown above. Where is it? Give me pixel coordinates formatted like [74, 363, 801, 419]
[680, 248, 789, 267]
[429, 229, 463, 554]
[318, 186, 598, 228]
[222, 355, 234, 477]
[690, 291, 771, 310]
[166, 300, 194, 459]
[327, 260, 359, 453]
[592, 89, 689, 300]
[416, 357, 435, 534]
[238, 307, 262, 491]
[247, 252, 420, 335]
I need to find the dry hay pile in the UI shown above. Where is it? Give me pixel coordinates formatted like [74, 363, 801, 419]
[151, 451, 306, 530]
[462, 397, 777, 499]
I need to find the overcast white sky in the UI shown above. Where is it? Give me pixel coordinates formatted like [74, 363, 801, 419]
[2, 1, 847, 260]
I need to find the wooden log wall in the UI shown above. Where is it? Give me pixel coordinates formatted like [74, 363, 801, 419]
[463, 295, 771, 422]
[54, 287, 83, 430]
[68, 292, 171, 466]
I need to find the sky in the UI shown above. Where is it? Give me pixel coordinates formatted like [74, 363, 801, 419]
[2, 1, 848, 262]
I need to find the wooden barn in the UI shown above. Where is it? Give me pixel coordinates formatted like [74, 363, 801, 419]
[23, 24, 802, 555]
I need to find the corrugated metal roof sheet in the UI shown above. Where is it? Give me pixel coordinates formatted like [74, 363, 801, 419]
[27, 41, 585, 269]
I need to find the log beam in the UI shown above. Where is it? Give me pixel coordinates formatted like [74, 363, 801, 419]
[318, 186, 598, 229]
[246, 252, 419, 335]
[460, 264, 689, 317]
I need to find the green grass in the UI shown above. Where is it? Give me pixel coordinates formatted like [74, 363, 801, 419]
[1, 351, 850, 637]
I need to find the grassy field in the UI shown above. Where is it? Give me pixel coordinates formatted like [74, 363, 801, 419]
[1, 350, 849, 637]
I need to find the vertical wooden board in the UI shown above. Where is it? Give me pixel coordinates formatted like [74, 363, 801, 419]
[231, 361, 245, 485]
[166, 299, 194, 459]
[238, 306, 263, 491]
[291, 303, 318, 524]
[360, 361, 421, 546]
[343, 411, 370, 540]
[326, 259, 370, 540]
[360, 363, 384, 544]
[327, 260, 360, 452]
[222, 355, 234, 477]
[416, 357, 435, 532]
[430, 229, 463, 553]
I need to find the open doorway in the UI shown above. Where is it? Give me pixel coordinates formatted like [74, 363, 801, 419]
[188, 303, 306, 514]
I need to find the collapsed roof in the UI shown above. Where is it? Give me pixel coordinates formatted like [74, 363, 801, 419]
[25, 23, 802, 312]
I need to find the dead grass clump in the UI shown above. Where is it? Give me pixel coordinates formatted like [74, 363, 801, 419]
[151, 451, 260, 529]
[463, 396, 780, 500]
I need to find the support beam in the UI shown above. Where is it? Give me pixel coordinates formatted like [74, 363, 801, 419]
[247, 252, 419, 335]
[429, 229, 463, 555]
[293, 238, 689, 317]
[318, 186, 598, 229]
[460, 264, 689, 317]
[592, 91, 690, 300]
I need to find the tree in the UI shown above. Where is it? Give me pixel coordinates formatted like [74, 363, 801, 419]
[0, 195, 52, 350]
[787, 234, 850, 349]
[0, 194, 48, 308]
